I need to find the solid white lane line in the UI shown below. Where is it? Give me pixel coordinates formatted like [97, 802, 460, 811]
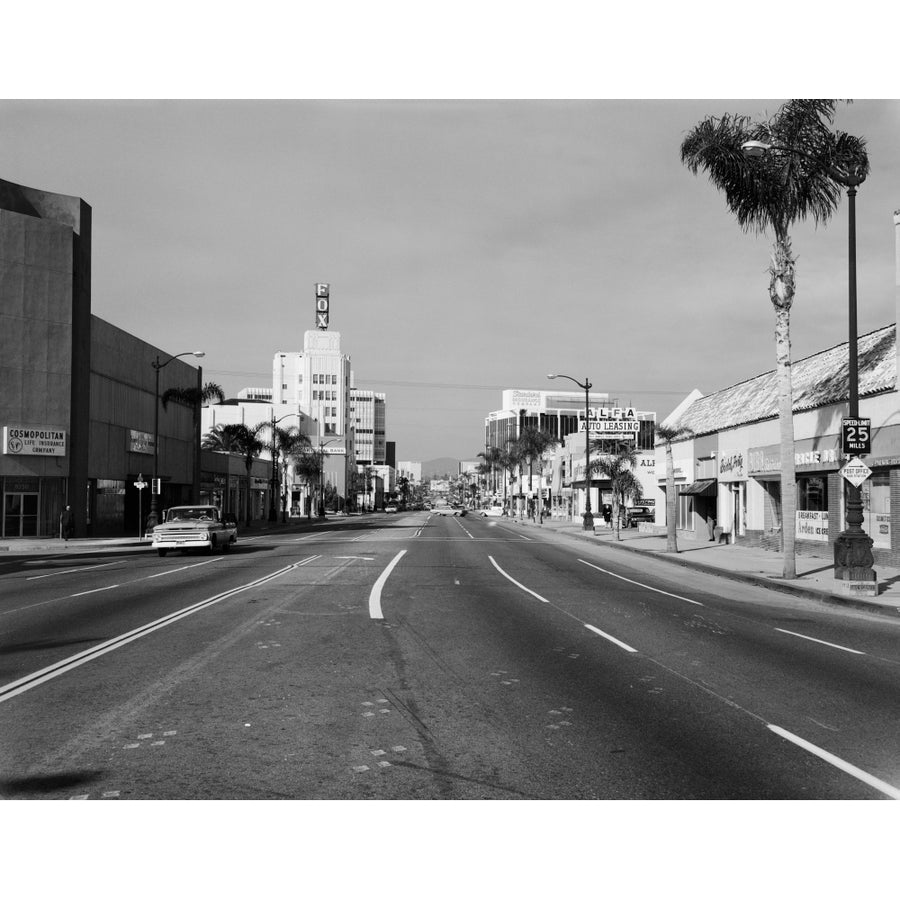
[774, 628, 865, 655]
[767, 725, 900, 800]
[27, 561, 121, 581]
[369, 550, 407, 620]
[488, 556, 549, 603]
[0, 556, 318, 705]
[578, 559, 703, 606]
[584, 623, 638, 653]
[454, 518, 474, 539]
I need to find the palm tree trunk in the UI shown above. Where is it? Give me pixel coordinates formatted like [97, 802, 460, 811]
[771, 236, 797, 579]
[665, 441, 678, 553]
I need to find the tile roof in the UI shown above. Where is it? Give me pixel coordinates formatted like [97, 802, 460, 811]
[671, 324, 896, 437]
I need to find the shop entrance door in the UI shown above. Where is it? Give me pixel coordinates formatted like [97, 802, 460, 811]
[4, 492, 39, 537]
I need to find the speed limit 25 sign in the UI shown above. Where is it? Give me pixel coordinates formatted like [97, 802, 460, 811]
[842, 417, 871, 455]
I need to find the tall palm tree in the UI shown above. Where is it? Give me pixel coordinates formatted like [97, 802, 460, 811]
[477, 446, 503, 497]
[265, 424, 311, 521]
[591, 444, 643, 541]
[681, 99, 867, 579]
[499, 447, 519, 514]
[512, 427, 559, 520]
[226, 423, 265, 527]
[656, 423, 694, 554]
[291, 448, 323, 518]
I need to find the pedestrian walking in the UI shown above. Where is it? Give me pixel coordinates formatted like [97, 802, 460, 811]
[60, 505, 75, 542]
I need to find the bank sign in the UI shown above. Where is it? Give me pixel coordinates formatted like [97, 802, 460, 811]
[3, 426, 67, 457]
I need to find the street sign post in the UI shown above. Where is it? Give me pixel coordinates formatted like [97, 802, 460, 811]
[841, 417, 871, 455]
[839, 457, 872, 488]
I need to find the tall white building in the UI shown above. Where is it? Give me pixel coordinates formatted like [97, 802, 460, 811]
[273, 329, 351, 439]
[350, 386, 386, 466]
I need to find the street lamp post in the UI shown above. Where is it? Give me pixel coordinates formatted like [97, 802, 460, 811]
[547, 373, 594, 530]
[148, 350, 205, 532]
[742, 140, 875, 592]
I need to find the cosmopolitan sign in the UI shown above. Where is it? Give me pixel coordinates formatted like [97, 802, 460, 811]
[3, 426, 67, 457]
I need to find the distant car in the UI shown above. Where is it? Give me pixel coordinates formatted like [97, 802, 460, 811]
[623, 506, 655, 527]
[480, 505, 505, 517]
[384, 504, 398, 514]
[436, 506, 466, 517]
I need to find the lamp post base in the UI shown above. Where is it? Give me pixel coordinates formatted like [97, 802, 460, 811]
[833, 529, 877, 598]
[582, 511, 594, 531]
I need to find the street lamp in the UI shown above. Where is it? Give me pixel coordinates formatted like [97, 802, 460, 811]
[268, 412, 298, 522]
[547, 373, 594, 530]
[149, 350, 205, 531]
[742, 139, 875, 590]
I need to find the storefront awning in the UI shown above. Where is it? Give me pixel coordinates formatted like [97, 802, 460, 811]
[680, 479, 717, 496]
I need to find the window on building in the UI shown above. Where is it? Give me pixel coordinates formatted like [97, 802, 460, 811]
[862, 471, 890, 549]
[798, 476, 828, 511]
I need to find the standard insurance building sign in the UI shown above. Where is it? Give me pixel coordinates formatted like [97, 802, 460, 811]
[2, 426, 67, 457]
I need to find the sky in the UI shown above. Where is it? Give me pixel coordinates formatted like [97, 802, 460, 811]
[2, 10, 899, 468]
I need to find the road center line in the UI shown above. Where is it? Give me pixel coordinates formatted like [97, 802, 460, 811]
[488, 556, 549, 603]
[0, 557, 318, 705]
[578, 559, 704, 606]
[369, 550, 407, 620]
[767, 724, 900, 800]
[584, 623, 638, 653]
[774, 628, 865, 655]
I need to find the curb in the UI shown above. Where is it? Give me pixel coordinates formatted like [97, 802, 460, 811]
[515, 520, 900, 618]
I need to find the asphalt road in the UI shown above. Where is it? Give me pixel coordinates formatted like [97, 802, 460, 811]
[1, 511, 897, 799]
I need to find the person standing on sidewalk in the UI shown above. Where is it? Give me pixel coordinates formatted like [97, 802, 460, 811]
[60, 505, 75, 542]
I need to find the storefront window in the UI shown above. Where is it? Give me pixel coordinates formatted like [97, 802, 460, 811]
[862, 472, 890, 549]
[797, 476, 828, 511]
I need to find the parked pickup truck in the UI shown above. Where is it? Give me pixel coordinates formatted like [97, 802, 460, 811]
[151, 506, 237, 556]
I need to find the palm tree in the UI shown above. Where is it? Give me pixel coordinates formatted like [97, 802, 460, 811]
[656, 423, 695, 554]
[591, 444, 643, 541]
[291, 448, 323, 518]
[265, 424, 311, 522]
[202, 423, 246, 453]
[161, 381, 225, 410]
[511, 427, 559, 521]
[477, 446, 503, 498]
[220, 423, 264, 527]
[681, 99, 867, 579]
[499, 446, 520, 514]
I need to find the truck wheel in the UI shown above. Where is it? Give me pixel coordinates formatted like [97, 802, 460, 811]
[208, 536, 217, 555]
[157, 549, 168, 557]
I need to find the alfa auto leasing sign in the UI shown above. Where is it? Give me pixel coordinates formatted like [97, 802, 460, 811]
[3, 426, 67, 457]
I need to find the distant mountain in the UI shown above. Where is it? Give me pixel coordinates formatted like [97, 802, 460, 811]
[422, 457, 460, 480]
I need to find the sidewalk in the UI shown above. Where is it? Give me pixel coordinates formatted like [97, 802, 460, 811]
[509, 515, 900, 617]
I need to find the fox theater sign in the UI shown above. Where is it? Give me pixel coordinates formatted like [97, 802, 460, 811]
[3, 425, 67, 457]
